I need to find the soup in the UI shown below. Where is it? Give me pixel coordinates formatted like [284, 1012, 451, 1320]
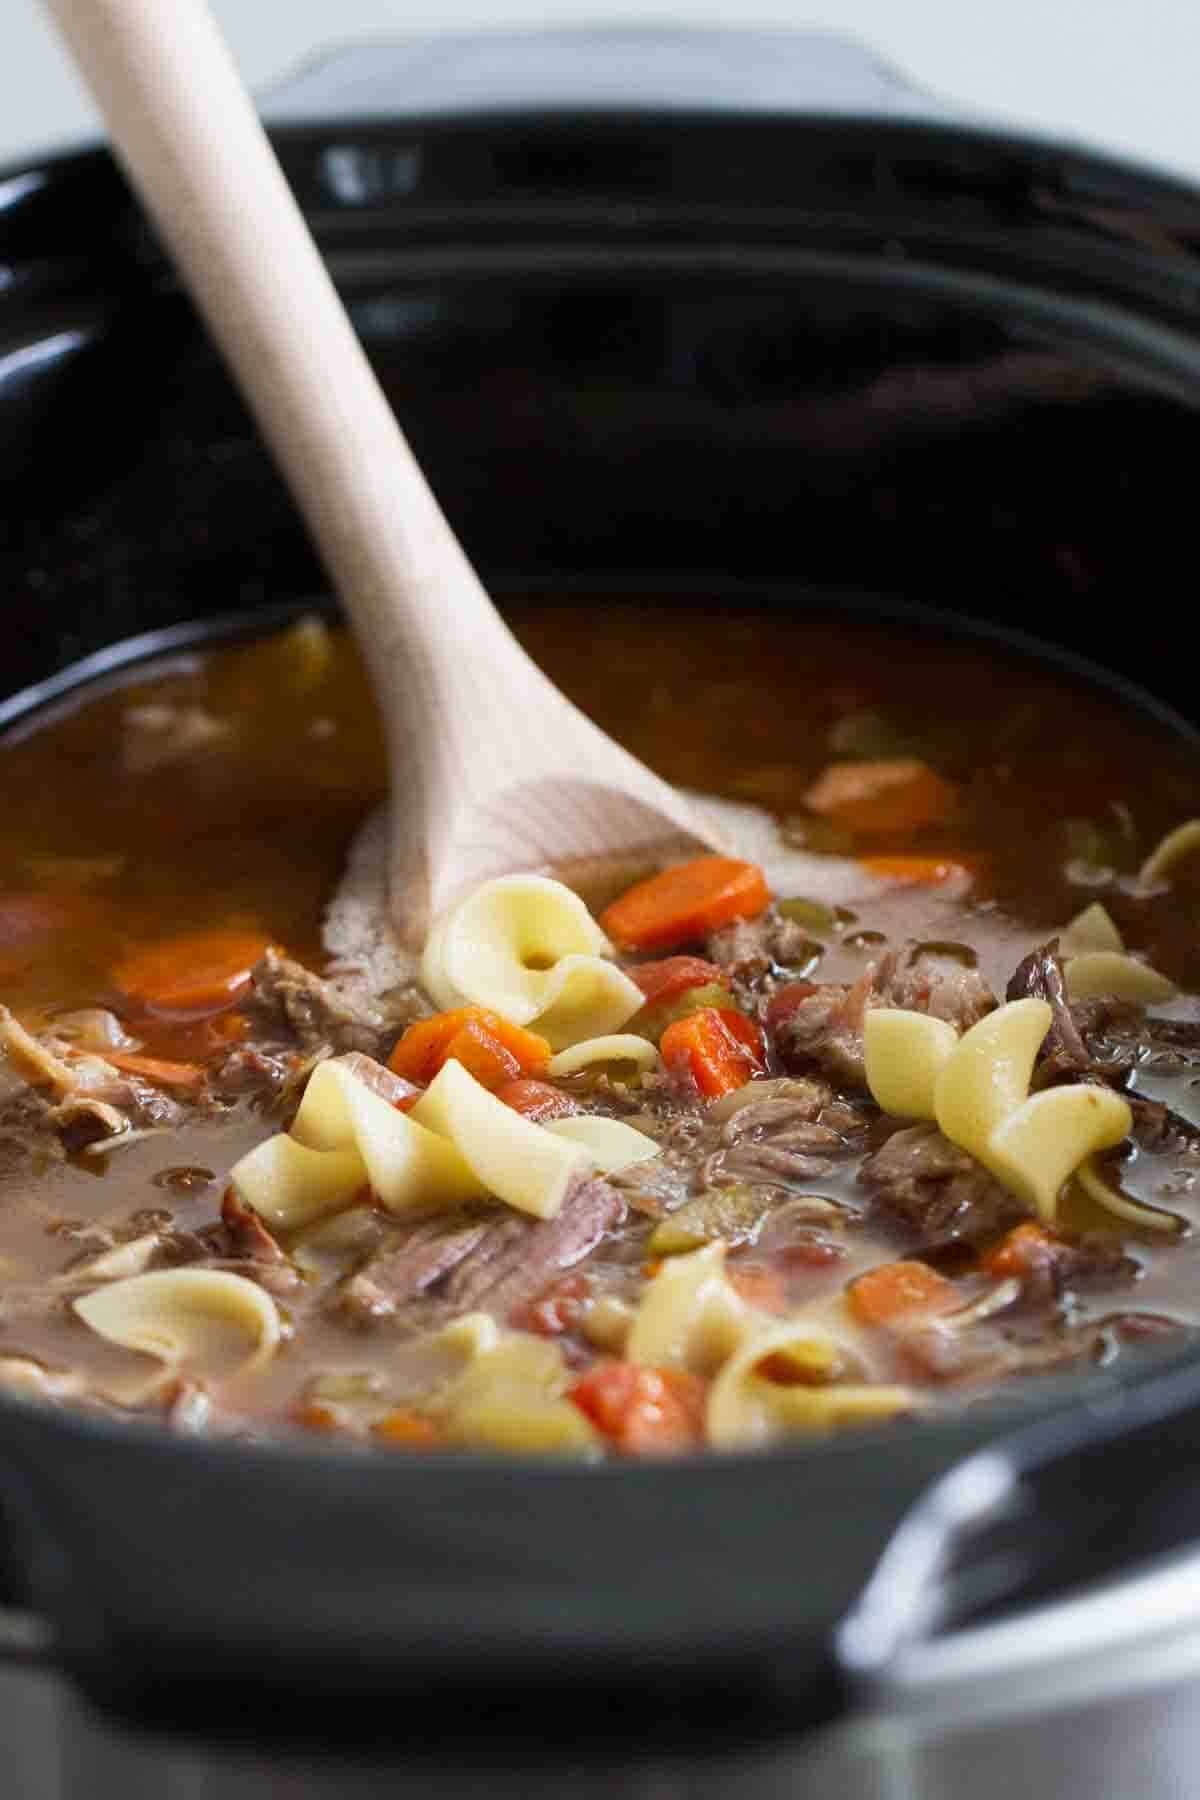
[0, 601, 1198, 1457]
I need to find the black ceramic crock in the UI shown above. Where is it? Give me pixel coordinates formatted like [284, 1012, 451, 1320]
[4, 26, 1200, 1770]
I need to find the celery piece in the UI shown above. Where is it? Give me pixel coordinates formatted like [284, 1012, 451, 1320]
[649, 1185, 770, 1256]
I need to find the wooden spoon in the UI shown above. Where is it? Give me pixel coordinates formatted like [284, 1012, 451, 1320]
[44, 0, 719, 946]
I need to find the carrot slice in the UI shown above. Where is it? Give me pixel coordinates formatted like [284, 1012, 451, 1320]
[630, 955, 726, 1006]
[104, 1051, 206, 1092]
[113, 928, 273, 1018]
[440, 1017, 523, 1090]
[858, 854, 976, 887]
[847, 1260, 960, 1327]
[494, 1078, 580, 1122]
[371, 1408, 443, 1449]
[568, 1361, 707, 1456]
[600, 857, 770, 952]
[388, 1007, 550, 1088]
[292, 1400, 346, 1435]
[660, 1006, 765, 1100]
[983, 1222, 1063, 1281]
[803, 759, 957, 834]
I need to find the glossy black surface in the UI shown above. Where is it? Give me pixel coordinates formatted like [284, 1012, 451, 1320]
[4, 27, 1200, 1748]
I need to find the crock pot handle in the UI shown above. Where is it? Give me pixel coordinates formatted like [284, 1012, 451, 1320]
[259, 27, 946, 128]
[837, 1351, 1200, 1694]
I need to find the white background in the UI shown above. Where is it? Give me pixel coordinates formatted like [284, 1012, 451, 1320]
[3, 0, 1200, 186]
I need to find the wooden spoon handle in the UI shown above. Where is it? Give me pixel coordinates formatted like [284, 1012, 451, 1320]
[42, 0, 507, 680]
[46, 0, 719, 937]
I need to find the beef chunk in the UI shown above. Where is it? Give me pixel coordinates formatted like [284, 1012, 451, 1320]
[708, 1079, 867, 1188]
[220, 1188, 291, 1266]
[860, 1123, 1026, 1247]
[210, 1044, 296, 1106]
[337, 1215, 492, 1324]
[768, 946, 995, 1092]
[43, 1095, 130, 1153]
[1006, 939, 1089, 1076]
[999, 1225, 1140, 1305]
[442, 1176, 625, 1320]
[876, 946, 996, 1031]
[162, 1192, 303, 1298]
[706, 910, 816, 1001]
[767, 968, 875, 1088]
[248, 949, 424, 1061]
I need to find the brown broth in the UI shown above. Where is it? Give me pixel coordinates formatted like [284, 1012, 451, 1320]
[1, 600, 1200, 1440]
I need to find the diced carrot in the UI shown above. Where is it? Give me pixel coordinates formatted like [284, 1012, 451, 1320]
[568, 1360, 708, 1456]
[859, 854, 976, 887]
[441, 1017, 523, 1090]
[371, 1408, 442, 1449]
[630, 955, 726, 1006]
[660, 1005, 765, 1100]
[728, 1264, 788, 1313]
[292, 1399, 345, 1435]
[494, 1078, 580, 1123]
[983, 1222, 1063, 1281]
[113, 928, 274, 1018]
[803, 759, 958, 835]
[763, 979, 822, 1037]
[511, 1272, 593, 1336]
[104, 1051, 206, 1091]
[847, 1260, 960, 1327]
[600, 857, 770, 952]
[388, 1007, 550, 1089]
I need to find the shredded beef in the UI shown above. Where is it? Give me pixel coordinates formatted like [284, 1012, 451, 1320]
[707, 1082, 867, 1189]
[768, 969, 875, 1088]
[441, 1176, 625, 1320]
[336, 1215, 492, 1324]
[1003, 1227, 1140, 1305]
[875, 946, 996, 1031]
[248, 949, 424, 1061]
[706, 910, 816, 1001]
[219, 1188, 291, 1267]
[860, 1123, 1027, 1247]
[767, 945, 995, 1092]
[1006, 939, 1090, 1076]
[210, 1045, 296, 1106]
[150, 1195, 305, 1298]
[43, 1095, 130, 1153]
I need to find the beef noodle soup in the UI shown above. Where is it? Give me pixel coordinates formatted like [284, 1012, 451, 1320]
[1, 600, 1199, 1458]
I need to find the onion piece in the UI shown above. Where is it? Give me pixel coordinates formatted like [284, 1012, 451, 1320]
[52, 1009, 139, 1053]
[1058, 903, 1123, 959]
[1064, 951, 1175, 1004]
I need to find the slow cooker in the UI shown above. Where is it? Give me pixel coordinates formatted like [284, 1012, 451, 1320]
[4, 26, 1200, 1796]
